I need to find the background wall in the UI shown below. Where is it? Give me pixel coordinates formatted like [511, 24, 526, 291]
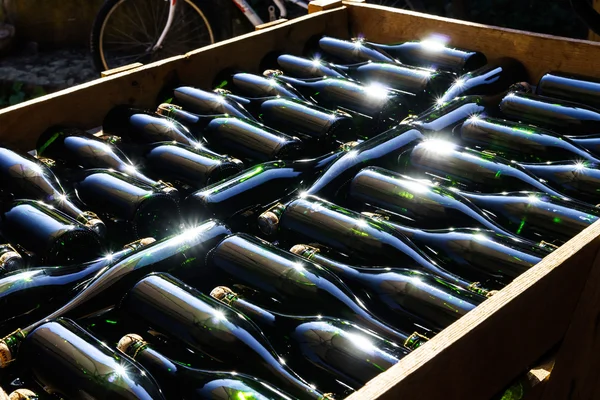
[4, 0, 104, 47]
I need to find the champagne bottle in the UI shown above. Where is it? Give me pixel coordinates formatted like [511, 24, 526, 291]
[499, 91, 600, 135]
[460, 116, 600, 162]
[36, 127, 178, 197]
[382, 221, 543, 287]
[210, 286, 408, 393]
[0, 220, 230, 367]
[172, 86, 258, 122]
[201, 117, 305, 162]
[207, 233, 467, 341]
[305, 125, 424, 198]
[317, 36, 397, 64]
[218, 72, 308, 102]
[18, 318, 165, 399]
[289, 245, 480, 332]
[537, 71, 600, 109]
[460, 191, 599, 244]
[276, 55, 455, 106]
[0, 244, 23, 276]
[396, 139, 568, 197]
[266, 71, 411, 136]
[405, 82, 532, 134]
[0, 238, 154, 333]
[121, 273, 328, 399]
[159, 98, 355, 148]
[122, 142, 244, 193]
[568, 134, 600, 157]
[438, 58, 528, 103]
[61, 169, 181, 241]
[257, 196, 490, 295]
[117, 333, 294, 400]
[183, 151, 346, 230]
[519, 161, 600, 205]
[0, 200, 103, 265]
[363, 38, 487, 73]
[102, 105, 200, 147]
[0, 147, 105, 237]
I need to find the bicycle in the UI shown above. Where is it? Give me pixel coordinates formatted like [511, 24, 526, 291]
[90, 0, 422, 72]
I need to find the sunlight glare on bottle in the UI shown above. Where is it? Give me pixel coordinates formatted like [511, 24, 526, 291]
[421, 138, 457, 155]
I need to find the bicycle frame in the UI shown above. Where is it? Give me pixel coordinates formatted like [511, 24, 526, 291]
[152, 0, 178, 52]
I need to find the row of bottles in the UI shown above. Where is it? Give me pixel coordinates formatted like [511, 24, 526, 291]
[2, 32, 600, 400]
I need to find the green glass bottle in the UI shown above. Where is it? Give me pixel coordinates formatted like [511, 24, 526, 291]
[18, 318, 165, 399]
[118, 333, 295, 400]
[121, 273, 328, 400]
[211, 285, 408, 394]
[289, 245, 480, 332]
[537, 71, 600, 110]
[317, 36, 397, 64]
[459, 116, 600, 163]
[0, 244, 23, 276]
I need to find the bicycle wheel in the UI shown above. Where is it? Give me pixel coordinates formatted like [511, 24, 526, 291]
[91, 0, 215, 71]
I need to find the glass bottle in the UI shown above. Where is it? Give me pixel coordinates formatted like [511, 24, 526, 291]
[537, 71, 600, 110]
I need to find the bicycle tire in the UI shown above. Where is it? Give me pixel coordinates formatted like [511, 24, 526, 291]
[90, 0, 224, 72]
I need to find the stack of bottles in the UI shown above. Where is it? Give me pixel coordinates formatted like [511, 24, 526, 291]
[0, 34, 599, 400]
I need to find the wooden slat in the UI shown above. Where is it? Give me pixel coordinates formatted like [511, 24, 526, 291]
[308, 0, 343, 13]
[100, 62, 144, 78]
[344, 2, 600, 82]
[0, 8, 349, 152]
[255, 19, 288, 31]
[588, 0, 600, 42]
[346, 220, 600, 400]
[537, 243, 600, 399]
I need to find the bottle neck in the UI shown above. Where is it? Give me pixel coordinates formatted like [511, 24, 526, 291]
[210, 287, 277, 329]
[122, 335, 181, 379]
[290, 245, 360, 280]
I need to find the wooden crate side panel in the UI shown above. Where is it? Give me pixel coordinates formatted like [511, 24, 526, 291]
[346, 221, 600, 400]
[345, 3, 600, 83]
[0, 8, 348, 152]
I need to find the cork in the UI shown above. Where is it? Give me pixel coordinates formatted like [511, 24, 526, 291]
[257, 211, 279, 236]
[210, 286, 237, 304]
[0, 342, 12, 369]
[8, 389, 38, 400]
[117, 333, 144, 355]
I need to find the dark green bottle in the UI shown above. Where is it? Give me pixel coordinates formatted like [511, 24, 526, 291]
[568, 134, 600, 157]
[0, 147, 105, 237]
[121, 142, 244, 194]
[499, 91, 600, 135]
[183, 151, 346, 231]
[172, 86, 258, 122]
[0, 244, 23, 276]
[317, 36, 397, 64]
[257, 195, 490, 296]
[121, 273, 328, 400]
[519, 161, 600, 205]
[207, 233, 424, 345]
[118, 333, 294, 400]
[61, 168, 181, 241]
[0, 237, 154, 335]
[266, 71, 412, 137]
[537, 71, 600, 109]
[18, 318, 165, 399]
[103, 105, 200, 147]
[211, 285, 408, 394]
[0, 220, 230, 368]
[289, 245, 480, 332]
[364, 39, 487, 73]
[460, 191, 599, 245]
[438, 58, 527, 103]
[396, 140, 568, 197]
[0, 200, 103, 266]
[36, 127, 178, 197]
[218, 72, 308, 102]
[276, 55, 455, 107]
[459, 117, 600, 163]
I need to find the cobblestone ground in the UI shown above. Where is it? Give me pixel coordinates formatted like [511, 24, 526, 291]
[0, 46, 98, 90]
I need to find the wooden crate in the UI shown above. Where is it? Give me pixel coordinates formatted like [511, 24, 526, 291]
[2, 3, 600, 399]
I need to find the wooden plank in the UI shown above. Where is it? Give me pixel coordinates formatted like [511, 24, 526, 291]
[346, 220, 600, 400]
[536, 243, 600, 399]
[255, 19, 288, 31]
[0, 7, 349, 152]
[100, 62, 144, 78]
[308, 0, 343, 14]
[588, 0, 600, 42]
[344, 2, 600, 82]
